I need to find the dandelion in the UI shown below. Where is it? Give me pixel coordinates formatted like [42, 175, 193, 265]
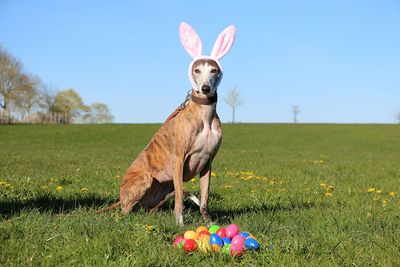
[324, 192, 333, 197]
[224, 185, 232, 188]
[319, 160, 324, 164]
[56, 185, 63, 191]
[145, 224, 155, 233]
[367, 187, 375, 193]
[0, 181, 6, 186]
[41, 185, 48, 189]
[190, 178, 197, 182]
[326, 185, 334, 192]
[320, 183, 327, 188]
[367, 212, 372, 219]
[211, 172, 217, 177]
[4, 183, 12, 188]
[251, 190, 256, 193]
[376, 189, 383, 194]
[388, 191, 397, 197]
[80, 187, 89, 192]
[382, 199, 389, 206]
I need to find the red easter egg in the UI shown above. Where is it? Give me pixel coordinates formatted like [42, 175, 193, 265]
[230, 243, 244, 256]
[198, 230, 211, 237]
[183, 239, 197, 252]
[216, 228, 227, 238]
[173, 235, 185, 248]
[231, 235, 245, 247]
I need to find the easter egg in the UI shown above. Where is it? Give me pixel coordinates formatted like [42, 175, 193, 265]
[230, 244, 244, 256]
[225, 224, 239, 238]
[216, 228, 227, 238]
[222, 237, 231, 246]
[211, 244, 221, 253]
[221, 244, 231, 254]
[209, 233, 223, 246]
[198, 230, 211, 237]
[173, 235, 185, 248]
[239, 232, 250, 239]
[184, 230, 198, 240]
[244, 238, 260, 251]
[208, 224, 220, 234]
[231, 235, 245, 247]
[183, 239, 197, 252]
[196, 226, 208, 234]
[177, 242, 185, 249]
[197, 235, 212, 253]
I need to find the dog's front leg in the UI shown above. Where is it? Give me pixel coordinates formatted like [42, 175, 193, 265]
[199, 162, 211, 222]
[173, 157, 185, 226]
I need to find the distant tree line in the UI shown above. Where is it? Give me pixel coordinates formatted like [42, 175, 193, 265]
[0, 46, 113, 124]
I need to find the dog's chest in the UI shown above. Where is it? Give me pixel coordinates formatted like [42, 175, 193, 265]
[184, 117, 221, 179]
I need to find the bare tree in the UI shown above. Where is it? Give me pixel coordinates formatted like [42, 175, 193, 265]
[82, 102, 114, 123]
[0, 46, 39, 123]
[224, 87, 244, 123]
[291, 105, 301, 124]
[37, 83, 57, 113]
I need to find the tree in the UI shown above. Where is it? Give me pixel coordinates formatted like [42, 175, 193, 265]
[224, 87, 244, 123]
[291, 105, 301, 124]
[37, 84, 57, 113]
[11, 75, 40, 120]
[52, 89, 88, 123]
[0, 46, 39, 123]
[396, 113, 400, 124]
[82, 102, 114, 123]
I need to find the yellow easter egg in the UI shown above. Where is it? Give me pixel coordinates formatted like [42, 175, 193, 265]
[197, 235, 212, 253]
[196, 226, 208, 234]
[184, 230, 199, 240]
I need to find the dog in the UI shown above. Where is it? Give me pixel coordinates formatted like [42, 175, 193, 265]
[97, 22, 236, 225]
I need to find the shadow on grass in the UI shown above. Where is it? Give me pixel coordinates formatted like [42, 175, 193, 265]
[0, 194, 115, 220]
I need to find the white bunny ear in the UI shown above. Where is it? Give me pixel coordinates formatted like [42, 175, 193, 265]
[211, 25, 236, 60]
[179, 22, 202, 58]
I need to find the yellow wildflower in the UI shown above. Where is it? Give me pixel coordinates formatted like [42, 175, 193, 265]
[382, 199, 388, 206]
[376, 189, 383, 194]
[211, 172, 217, 177]
[367, 187, 375, 193]
[320, 183, 327, 188]
[56, 185, 63, 191]
[367, 212, 372, 219]
[319, 160, 324, 164]
[145, 224, 155, 233]
[41, 185, 48, 189]
[80, 187, 89, 192]
[0, 181, 6, 186]
[190, 178, 197, 182]
[326, 185, 334, 192]
[324, 192, 333, 197]
[224, 185, 232, 188]
[388, 191, 397, 197]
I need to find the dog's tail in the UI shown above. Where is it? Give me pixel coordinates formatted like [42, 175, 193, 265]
[95, 201, 121, 214]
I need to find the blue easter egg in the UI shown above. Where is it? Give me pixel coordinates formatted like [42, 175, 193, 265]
[244, 238, 260, 251]
[239, 232, 250, 238]
[222, 237, 231, 245]
[209, 233, 223, 246]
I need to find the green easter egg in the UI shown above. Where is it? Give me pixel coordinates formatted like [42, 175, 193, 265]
[208, 225, 220, 234]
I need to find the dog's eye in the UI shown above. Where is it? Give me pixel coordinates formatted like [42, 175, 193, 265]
[211, 69, 218, 74]
[194, 69, 201, 74]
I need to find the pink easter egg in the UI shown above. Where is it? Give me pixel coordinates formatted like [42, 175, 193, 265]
[225, 224, 239, 238]
[231, 234, 245, 247]
[230, 243, 244, 256]
[173, 235, 185, 248]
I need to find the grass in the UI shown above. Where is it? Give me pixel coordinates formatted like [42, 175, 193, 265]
[0, 123, 399, 266]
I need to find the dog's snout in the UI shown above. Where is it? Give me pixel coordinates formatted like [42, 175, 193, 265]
[201, 84, 211, 94]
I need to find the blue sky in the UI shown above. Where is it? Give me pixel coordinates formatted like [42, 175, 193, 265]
[1, 1, 399, 123]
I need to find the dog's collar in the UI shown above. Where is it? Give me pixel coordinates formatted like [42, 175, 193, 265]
[191, 92, 218, 105]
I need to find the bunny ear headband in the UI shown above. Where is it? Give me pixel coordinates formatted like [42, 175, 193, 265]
[179, 22, 236, 90]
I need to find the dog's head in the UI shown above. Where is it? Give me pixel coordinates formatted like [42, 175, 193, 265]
[180, 22, 236, 96]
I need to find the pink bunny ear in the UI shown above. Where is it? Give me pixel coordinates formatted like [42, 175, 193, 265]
[211, 25, 236, 60]
[179, 22, 202, 58]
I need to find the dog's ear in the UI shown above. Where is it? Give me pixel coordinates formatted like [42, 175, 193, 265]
[211, 25, 236, 60]
[180, 22, 202, 59]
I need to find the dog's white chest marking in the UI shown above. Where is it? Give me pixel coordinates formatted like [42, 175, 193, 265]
[184, 110, 221, 179]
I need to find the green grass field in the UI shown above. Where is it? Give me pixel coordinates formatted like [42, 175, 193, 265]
[1, 124, 399, 266]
